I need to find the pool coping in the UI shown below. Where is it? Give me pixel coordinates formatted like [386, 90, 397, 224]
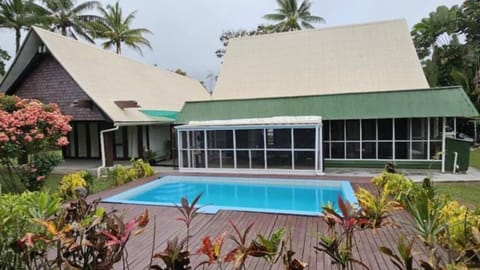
[102, 175, 358, 216]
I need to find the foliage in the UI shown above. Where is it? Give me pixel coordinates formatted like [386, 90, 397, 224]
[90, 1, 152, 55]
[58, 170, 91, 199]
[0, 95, 71, 192]
[0, 191, 61, 269]
[176, 193, 202, 251]
[131, 158, 154, 178]
[379, 236, 416, 270]
[411, 3, 480, 110]
[0, 46, 10, 76]
[356, 187, 403, 228]
[37, 0, 102, 42]
[16, 152, 63, 191]
[371, 171, 415, 204]
[315, 196, 369, 270]
[215, 25, 271, 58]
[406, 182, 446, 248]
[0, 0, 45, 52]
[263, 0, 325, 32]
[106, 159, 153, 187]
[33, 196, 149, 269]
[151, 193, 303, 270]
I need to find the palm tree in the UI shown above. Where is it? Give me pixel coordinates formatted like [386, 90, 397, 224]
[263, 0, 325, 32]
[0, 0, 43, 52]
[91, 2, 152, 55]
[38, 0, 102, 43]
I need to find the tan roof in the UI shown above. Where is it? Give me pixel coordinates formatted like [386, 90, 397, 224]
[213, 19, 429, 100]
[1, 27, 210, 124]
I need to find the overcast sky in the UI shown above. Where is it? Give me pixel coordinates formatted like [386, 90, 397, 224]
[0, 0, 463, 89]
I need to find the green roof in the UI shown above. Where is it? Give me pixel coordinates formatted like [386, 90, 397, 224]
[176, 87, 478, 124]
[140, 110, 178, 120]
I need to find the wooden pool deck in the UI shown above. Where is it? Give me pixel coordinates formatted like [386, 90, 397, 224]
[93, 173, 436, 270]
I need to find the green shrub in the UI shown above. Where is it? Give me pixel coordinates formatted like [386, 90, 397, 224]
[58, 170, 90, 199]
[131, 158, 154, 178]
[16, 152, 63, 191]
[0, 191, 61, 268]
[107, 160, 154, 186]
[371, 171, 414, 204]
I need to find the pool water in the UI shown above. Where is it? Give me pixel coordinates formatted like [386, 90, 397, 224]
[103, 176, 357, 216]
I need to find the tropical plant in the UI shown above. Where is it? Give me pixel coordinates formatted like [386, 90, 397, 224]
[315, 197, 369, 270]
[356, 187, 403, 229]
[0, 0, 43, 52]
[263, 0, 324, 32]
[176, 193, 202, 251]
[406, 185, 446, 248]
[33, 197, 149, 269]
[131, 158, 154, 177]
[151, 236, 191, 270]
[90, 1, 152, 55]
[0, 191, 61, 268]
[58, 170, 91, 199]
[38, 0, 102, 42]
[371, 171, 414, 204]
[379, 236, 416, 270]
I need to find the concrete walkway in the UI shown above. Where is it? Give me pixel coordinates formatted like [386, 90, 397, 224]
[54, 159, 480, 182]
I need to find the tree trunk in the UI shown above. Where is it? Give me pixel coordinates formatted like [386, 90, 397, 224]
[15, 28, 21, 53]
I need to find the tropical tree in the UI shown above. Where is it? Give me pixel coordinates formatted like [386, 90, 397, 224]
[0, 0, 43, 52]
[38, 0, 102, 43]
[263, 0, 324, 32]
[91, 1, 152, 55]
[411, 5, 459, 60]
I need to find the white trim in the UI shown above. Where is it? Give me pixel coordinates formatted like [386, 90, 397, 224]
[442, 117, 446, 173]
[178, 167, 324, 176]
[180, 116, 323, 128]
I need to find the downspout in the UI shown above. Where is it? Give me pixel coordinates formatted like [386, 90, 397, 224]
[97, 125, 119, 177]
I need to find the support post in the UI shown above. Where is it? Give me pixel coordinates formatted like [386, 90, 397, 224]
[441, 117, 446, 173]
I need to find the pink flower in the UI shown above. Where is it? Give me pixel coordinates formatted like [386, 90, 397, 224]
[10, 136, 16, 141]
[24, 135, 33, 143]
[36, 176, 45, 182]
[56, 136, 69, 146]
[34, 133, 44, 140]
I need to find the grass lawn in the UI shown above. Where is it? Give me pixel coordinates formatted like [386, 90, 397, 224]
[43, 174, 117, 194]
[435, 182, 480, 209]
[469, 148, 480, 169]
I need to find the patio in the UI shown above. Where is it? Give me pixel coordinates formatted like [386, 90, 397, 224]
[92, 174, 439, 270]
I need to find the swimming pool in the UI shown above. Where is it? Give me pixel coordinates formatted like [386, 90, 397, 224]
[103, 176, 357, 216]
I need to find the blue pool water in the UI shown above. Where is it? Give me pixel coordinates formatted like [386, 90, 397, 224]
[103, 176, 357, 216]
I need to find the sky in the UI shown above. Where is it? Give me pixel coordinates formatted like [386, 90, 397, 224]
[0, 0, 464, 89]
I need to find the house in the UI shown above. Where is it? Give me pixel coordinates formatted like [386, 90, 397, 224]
[175, 19, 479, 174]
[0, 27, 210, 167]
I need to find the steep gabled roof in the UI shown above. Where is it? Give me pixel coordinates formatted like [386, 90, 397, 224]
[0, 27, 210, 125]
[213, 19, 429, 99]
[177, 87, 479, 124]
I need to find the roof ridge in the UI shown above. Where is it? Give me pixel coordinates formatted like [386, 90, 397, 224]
[230, 18, 407, 42]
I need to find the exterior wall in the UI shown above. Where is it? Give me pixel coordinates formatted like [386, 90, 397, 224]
[149, 125, 171, 158]
[11, 54, 106, 121]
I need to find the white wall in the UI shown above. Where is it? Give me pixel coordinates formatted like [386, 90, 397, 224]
[149, 125, 171, 158]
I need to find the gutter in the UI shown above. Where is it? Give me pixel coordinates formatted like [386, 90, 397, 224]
[97, 125, 119, 177]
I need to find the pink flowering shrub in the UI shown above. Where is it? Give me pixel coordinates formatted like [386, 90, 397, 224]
[0, 94, 72, 191]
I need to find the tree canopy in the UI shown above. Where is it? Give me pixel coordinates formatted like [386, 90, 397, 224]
[412, 2, 480, 109]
